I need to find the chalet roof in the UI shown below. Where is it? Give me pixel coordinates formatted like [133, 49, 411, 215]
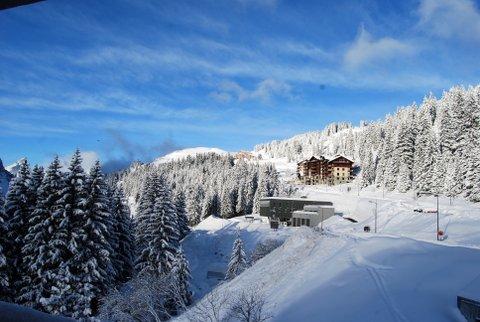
[297, 155, 327, 164]
[328, 155, 354, 163]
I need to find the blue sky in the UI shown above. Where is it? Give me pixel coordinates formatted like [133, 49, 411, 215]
[1, 0, 479, 171]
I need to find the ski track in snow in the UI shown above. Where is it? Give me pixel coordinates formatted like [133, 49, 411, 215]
[351, 249, 408, 322]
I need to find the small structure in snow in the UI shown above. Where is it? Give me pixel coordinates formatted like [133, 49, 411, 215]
[260, 197, 333, 223]
[206, 271, 225, 281]
[292, 206, 335, 227]
[458, 274, 480, 322]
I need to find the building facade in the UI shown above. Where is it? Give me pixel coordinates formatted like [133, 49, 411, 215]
[291, 205, 335, 227]
[297, 155, 354, 185]
[259, 197, 333, 222]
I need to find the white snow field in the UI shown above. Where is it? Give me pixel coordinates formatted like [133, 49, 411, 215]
[181, 158, 480, 321]
[183, 228, 478, 322]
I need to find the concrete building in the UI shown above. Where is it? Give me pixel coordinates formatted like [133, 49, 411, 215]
[259, 197, 333, 223]
[292, 205, 335, 227]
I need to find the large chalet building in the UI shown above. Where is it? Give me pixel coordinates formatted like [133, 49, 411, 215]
[297, 155, 354, 185]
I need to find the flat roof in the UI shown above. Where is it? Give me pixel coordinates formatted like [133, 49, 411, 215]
[304, 205, 335, 210]
[458, 274, 480, 302]
[260, 197, 333, 203]
[292, 211, 319, 215]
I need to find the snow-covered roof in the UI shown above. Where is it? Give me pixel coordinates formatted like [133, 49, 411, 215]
[292, 210, 319, 216]
[328, 155, 354, 163]
[303, 205, 334, 211]
[261, 197, 333, 203]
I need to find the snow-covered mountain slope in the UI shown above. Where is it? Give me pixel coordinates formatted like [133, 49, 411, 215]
[182, 216, 291, 300]
[182, 228, 476, 322]
[5, 157, 25, 176]
[180, 180, 480, 321]
[153, 147, 228, 165]
[0, 158, 13, 196]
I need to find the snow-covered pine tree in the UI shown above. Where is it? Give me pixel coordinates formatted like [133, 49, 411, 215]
[463, 88, 480, 201]
[170, 247, 192, 312]
[444, 157, 462, 199]
[174, 190, 190, 240]
[360, 149, 375, 188]
[374, 140, 386, 187]
[186, 185, 203, 225]
[395, 108, 416, 192]
[220, 173, 237, 219]
[4, 158, 32, 297]
[110, 186, 135, 284]
[30, 165, 44, 204]
[440, 87, 465, 157]
[252, 168, 269, 214]
[236, 181, 246, 216]
[18, 157, 65, 310]
[225, 234, 247, 280]
[135, 175, 156, 273]
[147, 178, 179, 275]
[53, 149, 90, 317]
[245, 170, 258, 214]
[0, 188, 9, 301]
[412, 104, 436, 192]
[72, 160, 115, 316]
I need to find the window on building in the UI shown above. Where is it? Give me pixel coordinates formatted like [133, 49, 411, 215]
[301, 218, 306, 226]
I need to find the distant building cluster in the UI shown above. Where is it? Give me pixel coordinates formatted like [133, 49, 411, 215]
[234, 151, 256, 160]
[297, 155, 354, 185]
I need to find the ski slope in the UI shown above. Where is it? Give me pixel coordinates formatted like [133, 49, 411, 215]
[182, 228, 476, 322]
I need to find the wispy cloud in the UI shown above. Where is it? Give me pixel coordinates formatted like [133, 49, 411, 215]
[344, 26, 416, 69]
[211, 79, 291, 103]
[418, 0, 480, 42]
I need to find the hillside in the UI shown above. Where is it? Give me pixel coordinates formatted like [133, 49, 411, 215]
[255, 85, 480, 203]
[181, 228, 475, 322]
[153, 147, 228, 165]
[179, 183, 480, 322]
[0, 159, 13, 196]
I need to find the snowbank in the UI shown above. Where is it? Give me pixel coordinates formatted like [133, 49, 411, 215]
[0, 301, 74, 322]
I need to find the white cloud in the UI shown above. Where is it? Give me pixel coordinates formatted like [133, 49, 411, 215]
[212, 78, 291, 103]
[58, 150, 99, 172]
[418, 0, 480, 41]
[344, 26, 416, 69]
